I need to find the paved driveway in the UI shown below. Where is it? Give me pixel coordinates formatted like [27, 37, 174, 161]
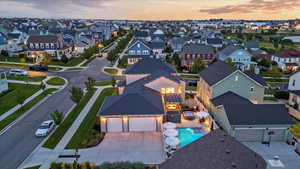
[77, 132, 165, 165]
[243, 142, 300, 169]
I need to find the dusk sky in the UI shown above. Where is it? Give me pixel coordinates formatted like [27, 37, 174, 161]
[1, 0, 300, 20]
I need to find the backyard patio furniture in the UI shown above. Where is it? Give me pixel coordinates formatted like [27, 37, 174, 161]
[196, 112, 209, 118]
[163, 122, 176, 129]
[164, 129, 179, 137]
[183, 111, 195, 120]
[165, 136, 180, 147]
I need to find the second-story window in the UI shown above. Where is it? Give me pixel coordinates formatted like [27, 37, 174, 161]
[250, 87, 254, 93]
[235, 76, 239, 81]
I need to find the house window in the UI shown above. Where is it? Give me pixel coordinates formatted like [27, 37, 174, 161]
[250, 87, 254, 93]
[161, 88, 175, 94]
[293, 80, 296, 86]
[35, 43, 39, 49]
[30, 43, 34, 49]
[45, 43, 49, 48]
[137, 43, 141, 48]
[235, 76, 239, 81]
[137, 50, 141, 55]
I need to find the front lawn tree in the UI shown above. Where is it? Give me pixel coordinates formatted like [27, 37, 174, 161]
[111, 76, 116, 87]
[61, 54, 69, 64]
[0, 50, 9, 57]
[85, 77, 95, 91]
[191, 58, 205, 73]
[69, 87, 84, 104]
[41, 52, 52, 67]
[51, 110, 64, 125]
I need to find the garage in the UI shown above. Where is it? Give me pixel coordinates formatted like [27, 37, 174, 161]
[107, 118, 123, 132]
[234, 129, 265, 142]
[129, 117, 157, 131]
[264, 129, 286, 141]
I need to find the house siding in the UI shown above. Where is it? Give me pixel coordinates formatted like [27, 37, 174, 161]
[212, 71, 264, 103]
[211, 106, 232, 134]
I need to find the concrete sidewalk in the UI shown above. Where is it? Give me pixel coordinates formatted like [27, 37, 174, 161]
[19, 86, 111, 169]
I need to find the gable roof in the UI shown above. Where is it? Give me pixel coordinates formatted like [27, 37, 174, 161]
[244, 72, 268, 87]
[273, 49, 300, 58]
[198, 61, 236, 86]
[134, 31, 149, 38]
[211, 91, 252, 106]
[219, 45, 241, 56]
[207, 38, 222, 45]
[244, 40, 259, 49]
[27, 35, 59, 43]
[182, 44, 214, 55]
[125, 57, 176, 74]
[127, 39, 151, 51]
[223, 104, 293, 126]
[159, 129, 267, 169]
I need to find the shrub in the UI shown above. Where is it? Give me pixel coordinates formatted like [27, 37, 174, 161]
[274, 91, 289, 100]
[97, 162, 146, 169]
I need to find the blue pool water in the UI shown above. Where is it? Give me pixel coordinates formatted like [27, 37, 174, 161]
[178, 128, 205, 147]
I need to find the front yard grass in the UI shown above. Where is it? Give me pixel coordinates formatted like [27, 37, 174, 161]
[0, 88, 57, 131]
[104, 68, 118, 75]
[290, 118, 300, 139]
[43, 88, 96, 149]
[46, 77, 65, 86]
[0, 63, 29, 69]
[0, 83, 40, 116]
[66, 88, 118, 149]
[49, 57, 85, 67]
[94, 80, 112, 86]
[180, 74, 199, 79]
[263, 96, 278, 101]
[6, 75, 46, 82]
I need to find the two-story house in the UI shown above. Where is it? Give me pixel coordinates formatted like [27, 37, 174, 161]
[26, 35, 71, 61]
[168, 37, 185, 52]
[218, 45, 256, 71]
[97, 58, 186, 132]
[0, 32, 8, 52]
[126, 40, 153, 65]
[288, 70, 300, 115]
[197, 61, 292, 142]
[271, 49, 300, 71]
[180, 44, 215, 67]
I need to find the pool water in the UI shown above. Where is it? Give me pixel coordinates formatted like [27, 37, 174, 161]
[178, 128, 205, 147]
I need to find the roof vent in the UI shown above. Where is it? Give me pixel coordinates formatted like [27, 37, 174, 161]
[220, 138, 225, 142]
[231, 162, 237, 168]
[226, 149, 231, 154]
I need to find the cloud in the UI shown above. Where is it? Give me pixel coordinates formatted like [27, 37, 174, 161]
[199, 0, 300, 14]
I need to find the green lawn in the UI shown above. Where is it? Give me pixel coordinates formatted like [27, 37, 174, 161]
[0, 83, 41, 116]
[49, 57, 85, 67]
[265, 88, 276, 95]
[0, 63, 29, 69]
[81, 56, 96, 67]
[104, 68, 118, 75]
[186, 86, 197, 91]
[263, 78, 289, 83]
[66, 88, 117, 149]
[6, 75, 46, 82]
[43, 88, 96, 149]
[263, 97, 278, 101]
[0, 56, 34, 63]
[46, 77, 65, 86]
[48, 67, 63, 72]
[0, 88, 57, 131]
[180, 74, 199, 79]
[291, 118, 300, 139]
[23, 165, 41, 169]
[94, 80, 112, 86]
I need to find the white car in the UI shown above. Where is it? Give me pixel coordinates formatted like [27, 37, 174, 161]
[35, 120, 55, 137]
[9, 69, 28, 76]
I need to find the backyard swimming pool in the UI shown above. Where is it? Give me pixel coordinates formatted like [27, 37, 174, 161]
[178, 127, 205, 147]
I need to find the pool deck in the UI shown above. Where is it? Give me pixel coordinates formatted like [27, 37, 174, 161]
[176, 115, 210, 133]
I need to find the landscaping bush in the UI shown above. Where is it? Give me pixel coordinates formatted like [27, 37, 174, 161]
[274, 91, 289, 100]
[97, 162, 147, 169]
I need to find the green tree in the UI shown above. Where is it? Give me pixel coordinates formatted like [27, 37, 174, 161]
[172, 53, 181, 69]
[0, 50, 9, 57]
[111, 76, 116, 87]
[85, 77, 95, 91]
[163, 45, 173, 54]
[51, 110, 64, 125]
[69, 87, 84, 104]
[41, 53, 52, 67]
[61, 54, 69, 64]
[225, 58, 235, 67]
[191, 58, 205, 73]
[258, 58, 271, 68]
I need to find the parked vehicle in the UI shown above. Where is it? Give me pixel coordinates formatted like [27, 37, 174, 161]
[29, 64, 48, 71]
[35, 120, 55, 137]
[9, 69, 28, 76]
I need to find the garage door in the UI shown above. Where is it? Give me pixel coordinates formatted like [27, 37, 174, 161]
[107, 118, 123, 132]
[265, 129, 286, 141]
[234, 129, 264, 142]
[129, 117, 156, 131]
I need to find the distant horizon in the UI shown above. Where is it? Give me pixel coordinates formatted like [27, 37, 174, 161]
[1, 0, 300, 21]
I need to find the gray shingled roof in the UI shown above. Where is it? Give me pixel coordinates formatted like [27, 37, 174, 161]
[223, 104, 293, 126]
[198, 61, 236, 86]
[219, 45, 241, 56]
[245, 72, 268, 87]
[245, 40, 259, 49]
[125, 57, 176, 74]
[182, 44, 214, 55]
[211, 91, 252, 106]
[159, 129, 267, 169]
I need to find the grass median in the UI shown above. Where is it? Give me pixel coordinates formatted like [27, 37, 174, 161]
[104, 68, 118, 75]
[46, 77, 66, 86]
[0, 88, 57, 131]
[7, 75, 46, 82]
[43, 88, 96, 149]
[0, 83, 41, 116]
[66, 88, 117, 149]
[94, 80, 112, 86]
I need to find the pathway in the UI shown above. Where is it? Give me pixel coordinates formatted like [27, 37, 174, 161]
[20, 86, 111, 169]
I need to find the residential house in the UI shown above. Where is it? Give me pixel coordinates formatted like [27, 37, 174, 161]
[0, 70, 8, 93]
[180, 44, 215, 66]
[197, 60, 267, 110]
[148, 38, 166, 59]
[211, 91, 293, 142]
[159, 129, 267, 169]
[244, 40, 266, 56]
[168, 37, 185, 52]
[134, 31, 151, 42]
[26, 35, 70, 61]
[218, 45, 256, 71]
[288, 71, 300, 113]
[0, 32, 8, 52]
[126, 40, 153, 65]
[97, 58, 186, 132]
[271, 49, 300, 71]
[206, 38, 223, 48]
[7, 29, 27, 53]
